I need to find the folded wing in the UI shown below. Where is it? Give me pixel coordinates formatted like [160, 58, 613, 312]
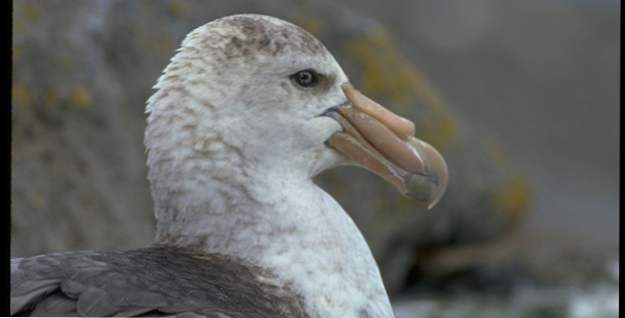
[11, 246, 308, 317]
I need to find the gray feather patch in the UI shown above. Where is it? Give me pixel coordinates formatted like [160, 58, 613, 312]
[11, 246, 308, 317]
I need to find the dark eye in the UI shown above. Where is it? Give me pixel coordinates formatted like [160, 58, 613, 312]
[291, 69, 319, 88]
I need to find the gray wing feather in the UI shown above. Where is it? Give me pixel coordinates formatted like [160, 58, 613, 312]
[10, 278, 60, 314]
[30, 294, 78, 316]
[76, 287, 118, 316]
[11, 246, 308, 317]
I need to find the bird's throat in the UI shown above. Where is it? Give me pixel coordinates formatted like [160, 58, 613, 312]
[152, 167, 394, 318]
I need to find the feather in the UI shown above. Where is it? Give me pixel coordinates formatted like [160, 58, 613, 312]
[10, 246, 307, 317]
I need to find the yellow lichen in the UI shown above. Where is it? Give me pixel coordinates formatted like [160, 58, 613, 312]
[293, 15, 323, 36]
[69, 86, 93, 110]
[12, 82, 32, 107]
[493, 176, 531, 221]
[31, 192, 46, 209]
[168, 0, 188, 18]
[345, 29, 458, 150]
[14, 17, 24, 34]
[45, 89, 59, 109]
[22, 2, 40, 21]
[419, 107, 458, 151]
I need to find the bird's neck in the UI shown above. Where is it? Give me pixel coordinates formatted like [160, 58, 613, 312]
[151, 163, 394, 318]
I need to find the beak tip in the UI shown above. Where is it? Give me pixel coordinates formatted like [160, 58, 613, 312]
[426, 188, 444, 210]
[404, 137, 448, 210]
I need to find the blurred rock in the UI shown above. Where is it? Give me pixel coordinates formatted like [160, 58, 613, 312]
[393, 282, 619, 318]
[392, 259, 619, 317]
[11, 0, 531, 295]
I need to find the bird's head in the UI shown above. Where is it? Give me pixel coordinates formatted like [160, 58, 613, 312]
[146, 14, 447, 209]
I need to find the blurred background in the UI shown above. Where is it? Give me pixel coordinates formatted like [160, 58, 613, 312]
[11, 1, 619, 317]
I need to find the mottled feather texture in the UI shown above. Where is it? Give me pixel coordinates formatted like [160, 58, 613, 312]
[12, 246, 307, 317]
[12, 14, 395, 318]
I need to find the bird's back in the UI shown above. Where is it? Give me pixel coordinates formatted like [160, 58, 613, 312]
[11, 246, 308, 317]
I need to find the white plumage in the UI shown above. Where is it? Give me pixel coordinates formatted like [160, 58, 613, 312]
[12, 14, 447, 318]
[146, 14, 393, 317]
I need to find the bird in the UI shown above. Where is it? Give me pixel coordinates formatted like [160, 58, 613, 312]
[11, 14, 448, 318]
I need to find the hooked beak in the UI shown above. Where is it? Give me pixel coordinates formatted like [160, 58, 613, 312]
[325, 83, 448, 209]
